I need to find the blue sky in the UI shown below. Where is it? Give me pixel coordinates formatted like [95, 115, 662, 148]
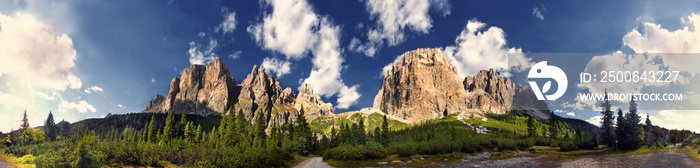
[1, 0, 700, 133]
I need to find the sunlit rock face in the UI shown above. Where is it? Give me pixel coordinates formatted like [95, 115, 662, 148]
[373, 48, 551, 123]
[143, 59, 335, 129]
[374, 48, 468, 123]
[143, 58, 236, 116]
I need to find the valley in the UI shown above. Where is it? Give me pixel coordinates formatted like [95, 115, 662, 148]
[2, 48, 699, 167]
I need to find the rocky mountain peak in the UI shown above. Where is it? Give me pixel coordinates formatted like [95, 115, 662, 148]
[464, 69, 515, 114]
[143, 58, 236, 115]
[373, 48, 468, 123]
[295, 83, 334, 119]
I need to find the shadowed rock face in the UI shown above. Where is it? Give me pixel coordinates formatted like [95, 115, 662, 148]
[143, 58, 334, 129]
[373, 48, 468, 123]
[143, 58, 236, 115]
[464, 69, 515, 115]
[465, 69, 550, 120]
[295, 83, 334, 119]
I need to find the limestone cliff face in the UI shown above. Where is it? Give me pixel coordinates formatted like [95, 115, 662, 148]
[295, 83, 334, 119]
[143, 58, 236, 115]
[373, 48, 468, 123]
[373, 48, 552, 122]
[463, 69, 550, 119]
[143, 61, 336, 129]
[464, 69, 515, 115]
[233, 65, 285, 121]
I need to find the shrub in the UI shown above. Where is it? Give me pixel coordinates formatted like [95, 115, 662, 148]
[19, 154, 35, 164]
[323, 142, 386, 161]
[559, 141, 579, 152]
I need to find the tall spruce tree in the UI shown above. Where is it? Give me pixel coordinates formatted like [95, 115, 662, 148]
[645, 113, 652, 131]
[549, 111, 559, 138]
[624, 97, 642, 150]
[381, 115, 389, 145]
[253, 109, 267, 147]
[616, 108, 625, 148]
[21, 110, 30, 133]
[600, 90, 616, 147]
[163, 111, 175, 141]
[358, 117, 366, 145]
[147, 114, 156, 143]
[44, 111, 57, 141]
[178, 111, 187, 139]
[527, 116, 536, 137]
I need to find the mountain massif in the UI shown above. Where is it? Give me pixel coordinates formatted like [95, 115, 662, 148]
[142, 48, 550, 127]
[143, 58, 333, 129]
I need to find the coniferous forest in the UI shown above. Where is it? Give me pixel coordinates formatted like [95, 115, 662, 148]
[1, 93, 698, 167]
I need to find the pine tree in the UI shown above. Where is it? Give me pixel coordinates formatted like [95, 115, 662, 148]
[163, 111, 175, 141]
[350, 122, 359, 145]
[624, 97, 642, 150]
[20, 110, 30, 133]
[44, 111, 56, 141]
[253, 109, 267, 147]
[527, 116, 536, 137]
[195, 124, 202, 144]
[358, 117, 366, 145]
[147, 114, 156, 143]
[645, 113, 652, 131]
[616, 108, 625, 148]
[225, 109, 237, 146]
[210, 127, 218, 147]
[381, 115, 389, 145]
[178, 111, 187, 139]
[549, 111, 559, 139]
[295, 107, 313, 155]
[600, 90, 615, 147]
[236, 109, 247, 143]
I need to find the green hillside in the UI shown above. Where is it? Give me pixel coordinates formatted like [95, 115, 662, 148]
[310, 112, 410, 136]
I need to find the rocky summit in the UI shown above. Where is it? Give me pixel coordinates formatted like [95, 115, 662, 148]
[464, 69, 515, 115]
[142, 58, 334, 128]
[143, 58, 236, 116]
[373, 48, 469, 123]
[373, 48, 551, 122]
[145, 48, 551, 126]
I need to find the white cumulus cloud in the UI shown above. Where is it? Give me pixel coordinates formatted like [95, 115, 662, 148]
[217, 11, 236, 34]
[187, 39, 219, 65]
[247, 0, 319, 59]
[350, 0, 451, 57]
[84, 86, 103, 93]
[229, 50, 242, 60]
[249, 0, 361, 109]
[59, 100, 96, 113]
[623, 13, 700, 53]
[0, 12, 84, 131]
[261, 57, 292, 78]
[586, 115, 603, 127]
[117, 104, 126, 109]
[443, 19, 531, 78]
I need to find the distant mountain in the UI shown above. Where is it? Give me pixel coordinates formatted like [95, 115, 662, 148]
[144, 49, 552, 129]
[373, 48, 551, 123]
[142, 58, 334, 129]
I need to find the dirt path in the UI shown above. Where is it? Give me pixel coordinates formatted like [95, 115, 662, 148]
[439, 150, 699, 168]
[0, 160, 15, 168]
[293, 157, 332, 168]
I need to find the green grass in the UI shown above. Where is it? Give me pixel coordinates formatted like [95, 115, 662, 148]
[310, 112, 410, 136]
[676, 137, 700, 162]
